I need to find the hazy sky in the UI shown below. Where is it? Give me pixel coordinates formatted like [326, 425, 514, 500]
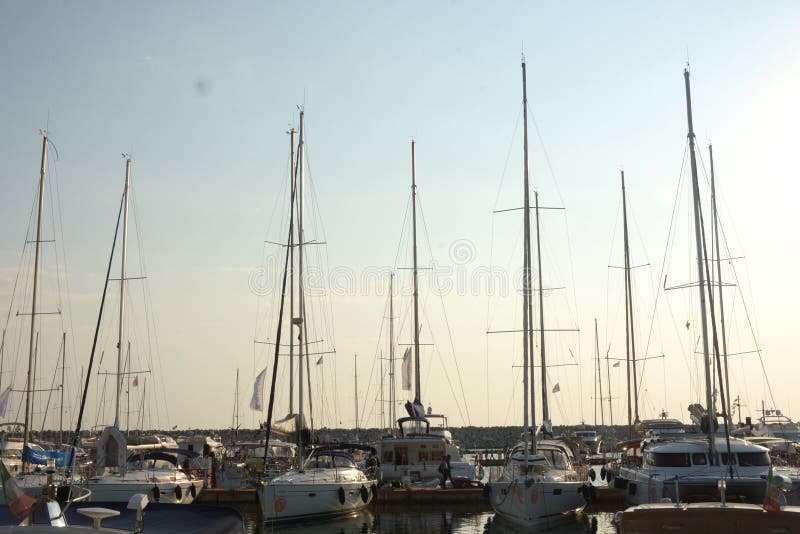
[1, 1, 798, 433]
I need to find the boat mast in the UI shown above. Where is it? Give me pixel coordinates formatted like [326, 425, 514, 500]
[521, 58, 536, 453]
[59, 331, 66, 446]
[115, 157, 131, 428]
[411, 141, 421, 404]
[606, 344, 614, 426]
[534, 191, 548, 426]
[621, 170, 639, 436]
[595, 319, 604, 426]
[288, 127, 296, 414]
[22, 135, 47, 473]
[233, 369, 240, 440]
[683, 67, 717, 461]
[709, 144, 732, 427]
[297, 110, 307, 466]
[354, 354, 359, 434]
[389, 272, 396, 428]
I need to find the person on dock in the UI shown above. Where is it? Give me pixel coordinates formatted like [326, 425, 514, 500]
[438, 454, 454, 488]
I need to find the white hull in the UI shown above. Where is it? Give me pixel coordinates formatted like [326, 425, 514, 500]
[258, 468, 375, 523]
[489, 478, 585, 527]
[87, 471, 202, 504]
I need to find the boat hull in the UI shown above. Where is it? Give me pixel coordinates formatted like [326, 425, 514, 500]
[489, 478, 585, 527]
[258, 478, 374, 523]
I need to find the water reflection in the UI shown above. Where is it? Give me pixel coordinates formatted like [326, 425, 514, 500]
[247, 505, 621, 533]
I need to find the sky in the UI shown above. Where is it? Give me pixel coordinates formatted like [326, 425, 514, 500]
[0, 1, 798, 433]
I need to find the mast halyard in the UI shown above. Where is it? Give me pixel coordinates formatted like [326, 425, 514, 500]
[411, 141, 421, 404]
[23, 135, 48, 473]
[115, 157, 131, 428]
[683, 67, 717, 462]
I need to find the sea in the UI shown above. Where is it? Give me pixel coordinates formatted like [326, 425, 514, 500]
[243, 505, 620, 533]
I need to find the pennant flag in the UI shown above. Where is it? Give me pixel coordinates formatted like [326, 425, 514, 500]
[552, 383, 560, 393]
[401, 347, 412, 391]
[316, 356, 323, 365]
[763, 465, 781, 512]
[0, 461, 35, 518]
[613, 362, 620, 368]
[0, 386, 11, 418]
[250, 366, 268, 412]
[132, 376, 139, 387]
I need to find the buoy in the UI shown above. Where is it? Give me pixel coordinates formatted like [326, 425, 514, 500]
[337, 486, 346, 505]
[189, 484, 197, 498]
[174, 485, 183, 501]
[359, 485, 369, 502]
[589, 469, 596, 481]
[151, 486, 161, 502]
[600, 466, 607, 480]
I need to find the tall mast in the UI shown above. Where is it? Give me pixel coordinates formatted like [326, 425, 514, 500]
[709, 144, 732, 427]
[233, 369, 240, 440]
[534, 191, 548, 425]
[354, 354, 359, 433]
[288, 127, 296, 414]
[684, 67, 717, 461]
[389, 272, 396, 427]
[23, 135, 48, 472]
[115, 157, 131, 428]
[606, 345, 614, 426]
[411, 141, 421, 403]
[595, 319, 604, 426]
[621, 170, 639, 434]
[59, 331, 66, 446]
[520, 59, 532, 438]
[297, 110, 306, 466]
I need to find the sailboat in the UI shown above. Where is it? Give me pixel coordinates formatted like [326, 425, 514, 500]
[256, 110, 376, 523]
[487, 59, 586, 527]
[83, 157, 202, 504]
[614, 67, 776, 507]
[373, 141, 480, 488]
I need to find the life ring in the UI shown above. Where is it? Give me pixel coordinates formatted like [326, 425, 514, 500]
[337, 486, 346, 505]
[359, 485, 369, 503]
[174, 485, 183, 501]
[151, 486, 161, 502]
[189, 484, 197, 498]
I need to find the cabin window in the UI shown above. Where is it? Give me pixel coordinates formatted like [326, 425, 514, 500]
[737, 452, 770, 466]
[719, 453, 732, 465]
[382, 450, 393, 463]
[651, 453, 690, 467]
[691, 453, 707, 465]
[395, 446, 409, 465]
[431, 449, 443, 461]
[418, 449, 429, 461]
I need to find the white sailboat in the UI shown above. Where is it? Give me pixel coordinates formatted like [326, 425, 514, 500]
[256, 110, 376, 523]
[373, 141, 481, 488]
[83, 158, 201, 504]
[614, 67, 778, 507]
[488, 59, 586, 527]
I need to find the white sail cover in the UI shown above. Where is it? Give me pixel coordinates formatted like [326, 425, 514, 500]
[250, 366, 268, 411]
[401, 347, 412, 391]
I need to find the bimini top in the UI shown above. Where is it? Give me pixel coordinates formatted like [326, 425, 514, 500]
[304, 448, 357, 470]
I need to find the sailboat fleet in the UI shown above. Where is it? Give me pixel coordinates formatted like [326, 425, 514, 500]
[0, 60, 796, 532]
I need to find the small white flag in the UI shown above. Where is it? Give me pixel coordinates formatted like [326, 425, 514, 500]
[401, 347, 412, 391]
[552, 383, 560, 393]
[250, 366, 268, 412]
[0, 387, 11, 418]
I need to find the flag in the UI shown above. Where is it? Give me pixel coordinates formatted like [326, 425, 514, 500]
[613, 362, 620, 368]
[552, 383, 560, 393]
[0, 461, 35, 518]
[316, 356, 323, 365]
[132, 376, 139, 387]
[0, 386, 11, 418]
[401, 347, 412, 391]
[763, 465, 780, 513]
[250, 366, 268, 412]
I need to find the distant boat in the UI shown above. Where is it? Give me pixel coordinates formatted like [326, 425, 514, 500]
[487, 58, 586, 527]
[256, 111, 376, 523]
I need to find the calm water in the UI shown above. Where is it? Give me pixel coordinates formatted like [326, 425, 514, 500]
[244, 505, 621, 533]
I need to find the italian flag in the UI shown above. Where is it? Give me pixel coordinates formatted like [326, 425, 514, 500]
[0, 461, 36, 518]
